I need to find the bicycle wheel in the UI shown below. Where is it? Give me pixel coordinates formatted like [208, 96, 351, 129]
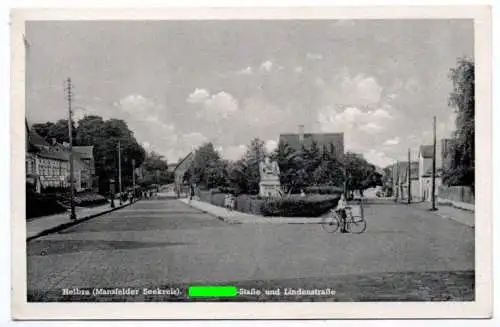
[347, 215, 367, 234]
[321, 214, 340, 233]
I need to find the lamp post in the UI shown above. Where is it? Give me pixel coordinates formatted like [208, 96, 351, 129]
[109, 179, 115, 208]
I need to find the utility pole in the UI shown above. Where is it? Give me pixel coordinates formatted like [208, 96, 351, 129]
[132, 159, 136, 203]
[66, 78, 76, 220]
[408, 148, 412, 204]
[431, 116, 437, 210]
[118, 140, 122, 205]
[394, 161, 399, 202]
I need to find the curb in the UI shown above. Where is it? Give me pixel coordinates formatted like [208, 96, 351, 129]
[180, 200, 325, 225]
[26, 201, 136, 242]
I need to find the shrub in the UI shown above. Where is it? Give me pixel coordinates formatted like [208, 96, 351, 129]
[26, 188, 67, 219]
[304, 185, 344, 195]
[260, 195, 339, 217]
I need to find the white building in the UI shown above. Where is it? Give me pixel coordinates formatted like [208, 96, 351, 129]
[418, 145, 442, 202]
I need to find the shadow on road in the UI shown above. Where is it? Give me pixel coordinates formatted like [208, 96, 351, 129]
[28, 239, 194, 257]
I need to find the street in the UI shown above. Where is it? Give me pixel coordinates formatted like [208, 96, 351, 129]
[27, 199, 474, 302]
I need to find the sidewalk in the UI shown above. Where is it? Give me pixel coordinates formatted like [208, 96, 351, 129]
[412, 201, 475, 227]
[179, 199, 324, 224]
[27, 199, 134, 241]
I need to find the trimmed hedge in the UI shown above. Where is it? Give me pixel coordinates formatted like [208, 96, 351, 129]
[304, 185, 344, 195]
[26, 190, 66, 219]
[198, 189, 338, 217]
[260, 195, 339, 217]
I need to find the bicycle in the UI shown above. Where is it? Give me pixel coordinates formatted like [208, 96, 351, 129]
[321, 206, 367, 234]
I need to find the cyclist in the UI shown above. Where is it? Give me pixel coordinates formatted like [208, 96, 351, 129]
[335, 194, 348, 233]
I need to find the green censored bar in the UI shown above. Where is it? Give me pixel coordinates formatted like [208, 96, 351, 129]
[188, 286, 238, 298]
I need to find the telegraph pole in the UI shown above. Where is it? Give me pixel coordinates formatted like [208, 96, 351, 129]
[408, 148, 412, 204]
[431, 116, 437, 210]
[66, 78, 76, 220]
[118, 140, 122, 205]
[394, 161, 399, 202]
[132, 159, 136, 203]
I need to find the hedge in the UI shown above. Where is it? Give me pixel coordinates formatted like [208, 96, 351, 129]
[304, 185, 344, 195]
[197, 189, 338, 217]
[260, 195, 339, 217]
[26, 189, 66, 219]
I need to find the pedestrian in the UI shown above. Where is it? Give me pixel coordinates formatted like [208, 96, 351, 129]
[335, 194, 348, 233]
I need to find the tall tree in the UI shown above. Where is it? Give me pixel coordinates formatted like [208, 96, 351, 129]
[189, 142, 226, 189]
[445, 57, 475, 189]
[32, 119, 76, 145]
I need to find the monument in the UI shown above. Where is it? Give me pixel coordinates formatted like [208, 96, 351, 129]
[259, 156, 282, 197]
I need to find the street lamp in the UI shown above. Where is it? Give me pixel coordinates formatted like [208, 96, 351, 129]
[109, 179, 115, 208]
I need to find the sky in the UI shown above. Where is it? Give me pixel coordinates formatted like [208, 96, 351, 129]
[25, 19, 474, 167]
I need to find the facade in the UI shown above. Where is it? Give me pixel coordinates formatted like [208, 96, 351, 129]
[173, 152, 194, 196]
[391, 161, 419, 201]
[279, 132, 345, 158]
[418, 145, 441, 202]
[25, 121, 94, 193]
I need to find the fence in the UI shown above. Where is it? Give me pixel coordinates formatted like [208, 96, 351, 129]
[438, 185, 474, 204]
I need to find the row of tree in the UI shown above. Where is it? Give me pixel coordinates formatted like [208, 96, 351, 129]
[32, 115, 173, 194]
[442, 57, 475, 191]
[185, 138, 382, 196]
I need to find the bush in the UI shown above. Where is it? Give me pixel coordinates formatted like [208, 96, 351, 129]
[260, 195, 340, 217]
[304, 185, 344, 195]
[26, 188, 67, 219]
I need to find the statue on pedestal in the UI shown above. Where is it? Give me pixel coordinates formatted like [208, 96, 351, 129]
[259, 156, 281, 197]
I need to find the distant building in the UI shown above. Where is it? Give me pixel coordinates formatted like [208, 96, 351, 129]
[279, 132, 345, 158]
[418, 145, 442, 202]
[390, 161, 419, 201]
[25, 121, 94, 193]
[173, 152, 195, 196]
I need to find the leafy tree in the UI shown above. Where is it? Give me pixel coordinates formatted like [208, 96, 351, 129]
[443, 57, 475, 190]
[32, 119, 76, 144]
[189, 142, 227, 189]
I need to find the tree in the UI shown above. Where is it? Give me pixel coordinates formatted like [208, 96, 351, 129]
[443, 57, 475, 190]
[343, 152, 377, 196]
[74, 115, 146, 194]
[189, 142, 227, 189]
[241, 138, 267, 194]
[32, 119, 76, 145]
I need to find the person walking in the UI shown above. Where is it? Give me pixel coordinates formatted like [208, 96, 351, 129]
[335, 194, 348, 233]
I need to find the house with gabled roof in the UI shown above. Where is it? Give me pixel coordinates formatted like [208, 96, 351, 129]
[418, 144, 442, 202]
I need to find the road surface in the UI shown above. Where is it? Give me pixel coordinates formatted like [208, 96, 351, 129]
[27, 198, 474, 301]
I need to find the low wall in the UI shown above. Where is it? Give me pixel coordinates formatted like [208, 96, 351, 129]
[438, 185, 474, 204]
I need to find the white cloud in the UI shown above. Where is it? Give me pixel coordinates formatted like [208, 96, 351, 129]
[220, 144, 248, 161]
[360, 122, 383, 133]
[294, 66, 304, 73]
[237, 67, 253, 75]
[202, 91, 239, 119]
[265, 140, 278, 153]
[306, 53, 323, 60]
[363, 149, 396, 168]
[186, 88, 210, 104]
[260, 60, 273, 72]
[384, 137, 400, 146]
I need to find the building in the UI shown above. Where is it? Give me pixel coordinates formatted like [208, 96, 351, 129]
[73, 146, 97, 191]
[173, 152, 194, 196]
[391, 161, 419, 201]
[418, 145, 442, 202]
[279, 132, 345, 158]
[25, 121, 94, 193]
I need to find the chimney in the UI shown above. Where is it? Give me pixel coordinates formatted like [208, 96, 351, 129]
[298, 124, 304, 145]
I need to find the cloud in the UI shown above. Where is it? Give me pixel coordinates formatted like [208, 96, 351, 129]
[265, 140, 278, 153]
[186, 88, 210, 104]
[384, 137, 400, 146]
[360, 122, 383, 133]
[202, 91, 239, 119]
[260, 60, 273, 72]
[237, 67, 253, 75]
[294, 66, 304, 73]
[363, 149, 396, 168]
[306, 53, 323, 60]
[220, 144, 248, 161]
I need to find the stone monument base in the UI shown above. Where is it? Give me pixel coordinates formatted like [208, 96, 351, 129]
[259, 181, 282, 198]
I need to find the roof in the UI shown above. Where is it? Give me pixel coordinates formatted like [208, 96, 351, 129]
[174, 152, 194, 173]
[73, 146, 94, 160]
[419, 145, 434, 159]
[27, 126, 49, 147]
[37, 148, 70, 161]
[279, 133, 344, 155]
